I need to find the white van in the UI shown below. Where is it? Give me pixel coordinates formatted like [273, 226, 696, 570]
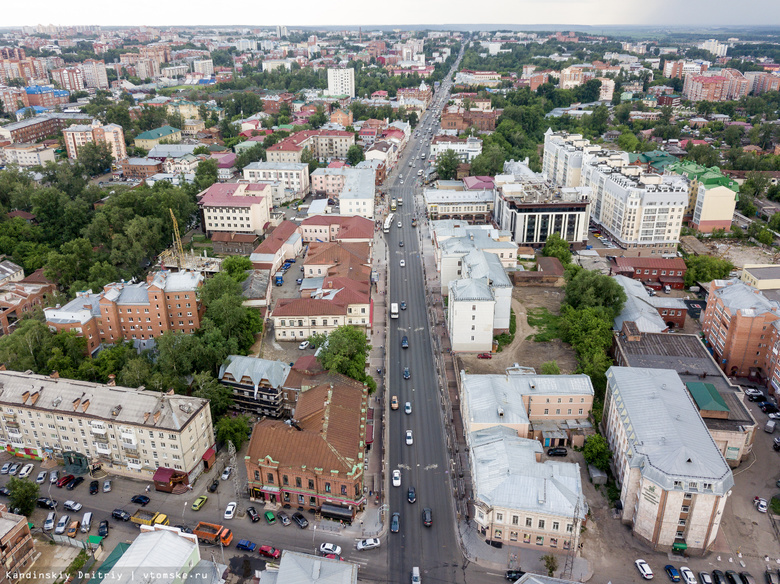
[412, 567, 421, 583]
[765, 420, 776, 434]
[81, 512, 92, 533]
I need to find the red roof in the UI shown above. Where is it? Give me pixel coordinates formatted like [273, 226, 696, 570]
[272, 297, 348, 317]
[613, 257, 687, 271]
[153, 467, 176, 482]
[197, 183, 267, 207]
[252, 220, 299, 254]
[201, 447, 215, 461]
[211, 232, 258, 243]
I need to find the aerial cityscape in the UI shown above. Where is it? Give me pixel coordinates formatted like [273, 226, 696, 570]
[0, 14, 780, 584]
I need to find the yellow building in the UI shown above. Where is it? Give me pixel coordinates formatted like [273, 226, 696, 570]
[134, 125, 182, 150]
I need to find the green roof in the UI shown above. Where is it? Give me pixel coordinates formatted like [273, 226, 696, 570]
[136, 125, 181, 141]
[627, 150, 678, 172]
[668, 161, 740, 193]
[686, 382, 730, 412]
[87, 542, 132, 584]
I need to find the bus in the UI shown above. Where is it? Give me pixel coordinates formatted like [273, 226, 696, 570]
[383, 214, 394, 233]
[390, 303, 399, 319]
[390, 198, 397, 211]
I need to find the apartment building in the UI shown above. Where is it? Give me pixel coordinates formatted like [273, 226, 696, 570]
[1, 143, 56, 167]
[245, 380, 367, 517]
[667, 161, 739, 232]
[24, 85, 69, 108]
[0, 56, 49, 85]
[266, 130, 355, 164]
[197, 182, 272, 237]
[326, 68, 355, 98]
[44, 270, 205, 354]
[121, 157, 164, 179]
[299, 215, 374, 244]
[192, 59, 214, 76]
[0, 506, 36, 583]
[0, 113, 92, 144]
[699, 39, 728, 57]
[50, 67, 84, 92]
[683, 69, 749, 102]
[0, 85, 28, 114]
[542, 131, 600, 187]
[81, 59, 109, 89]
[218, 356, 291, 418]
[62, 120, 127, 161]
[602, 367, 734, 555]
[429, 135, 483, 162]
[0, 370, 214, 481]
[0, 281, 53, 337]
[134, 126, 182, 150]
[423, 189, 494, 223]
[310, 167, 375, 219]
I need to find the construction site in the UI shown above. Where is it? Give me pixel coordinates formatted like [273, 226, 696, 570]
[156, 209, 223, 275]
[680, 235, 780, 269]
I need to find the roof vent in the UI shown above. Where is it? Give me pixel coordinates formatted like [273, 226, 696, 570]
[51, 396, 62, 408]
[111, 405, 123, 417]
[686, 458, 692, 463]
[179, 404, 193, 414]
[497, 407, 504, 417]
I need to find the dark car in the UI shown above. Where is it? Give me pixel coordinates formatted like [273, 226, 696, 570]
[246, 507, 260, 523]
[131, 495, 150, 506]
[66, 476, 84, 490]
[401, 336, 409, 349]
[665, 566, 681, 582]
[37, 497, 57, 509]
[112, 509, 131, 521]
[208, 479, 219, 493]
[391, 512, 400, 533]
[399, 241, 404, 247]
[712, 571, 727, 584]
[547, 447, 568, 457]
[98, 520, 109, 537]
[763, 404, 779, 414]
[726, 571, 741, 584]
[506, 570, 526, 581]
[57, 474, 75, 488]
[748, 392, 766, 402]
[173, 524, 193, 533]
[0, 487, 9, 497]
[403, 367, 411, 380]
[422, 507, 433, 527]
[407, 486, 416, 504]
[292, 511, 309, 529]
[400, 301, 407, 310]
[740, 573, 756, 584]
[89, 480, 99, 495]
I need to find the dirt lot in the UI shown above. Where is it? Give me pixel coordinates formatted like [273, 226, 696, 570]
[708, 241, 780, 269]
[461, 286, 579, 375]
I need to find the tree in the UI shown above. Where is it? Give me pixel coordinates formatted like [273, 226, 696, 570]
[194, 159, 218, 192]
[540, 361, 561, 375]
[564, 266, 627, 320]
[7, 477, 39, 516]
[686, 144, 719, 168]
[193, 145, 210, 155]
[347, 144, 365, 166]
[222, 256, 253, 282]
[215, 415, 251, 450]
[541, 234, 572, 265]
[436, 149, 459, 180]
[684, 256, 734, 287]
[301, 147, 319, 175]
[541, 554, 558, 577]
[617, 132, 639, 152]
[311, 325, 376, 392]
[582, 434, 612, 471]
[192, 371, 234, 418]
[470, 143, 505, 177]
[309, 105, 327, 129]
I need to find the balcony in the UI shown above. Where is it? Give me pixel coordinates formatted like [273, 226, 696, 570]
[121, 443, 138, 455]
[119, 430, 136, 444]
[6, 427, 22, 438]
[95, 443, 111, 455]
[90, 424, 106, 435]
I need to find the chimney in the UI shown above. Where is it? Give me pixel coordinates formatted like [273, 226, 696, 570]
[50, 371, 60, 379]
[144, 412, 151, 423]
[107, 374, 116, 386]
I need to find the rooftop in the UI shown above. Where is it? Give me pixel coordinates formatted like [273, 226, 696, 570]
[270, 550, 359, 584]
[110, 529, 198, 583]
[219, 355, 291, 389]
[136, 126, 181, 141]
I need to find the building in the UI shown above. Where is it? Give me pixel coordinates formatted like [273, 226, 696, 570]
[0, 85, 28, 115]
[1, 143, 55, 167]
[192, 59, 214, 76]
[299, 215, 374, 244]
[218, 356, 291, 417]
[741, 265, 780, 291]
[542, 132, 596, 188]
[249, 220, 303, 273]
[0, 281, 53, 337]
[0, 113, 92, 144]
[664, 59, 708, 80]
[244, 380, 367, 516]
[683, 69, 749, 102]
[0, 506, 36, 582]
[50, 66, 84, 92]
[469, 425, 586, 552]
[81, 59, 109, 89]
[429, 135, 483, 162]
[666, 161, 739, 233]
[106, 528, 202, 584]
[310, 167, 375, 219]
[330, 108, 353, 126]
[134, 126, 182, 150]
[242, 161, 310, 198]
[326, 68, 355, 98]
[210, 232, 258, 255]
[62, 120, 127, 161]
[265, 551, 358, 583]
[121, 157, 163, 179]
[455, 70, 502, 86]
[24, 85, 69, 108]
[45, 271, 204, 355]
[0, 261, 24, 287]
[602, 367, 734, 555]
[699, 39, 728, 57]
[609, 257, 687, 290]
[266, 130, 355, 164]
[612, 275, 688, 332]
[0, 369, 214, 480]
[424, 188, 494, 223]
[197, 182, 272, 237]
[440, 104, 499, 134]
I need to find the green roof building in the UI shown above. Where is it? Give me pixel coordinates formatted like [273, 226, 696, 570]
[667, 161, 740, 233]
[134, 125, 183, 149]
[628, 150, 679, 173]
[686, 382, 730, 419]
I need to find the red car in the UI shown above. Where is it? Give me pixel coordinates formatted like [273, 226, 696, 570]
[477, 353, 492, 360]
[56, 474, 75, 488]
[258, 545, 281, 560]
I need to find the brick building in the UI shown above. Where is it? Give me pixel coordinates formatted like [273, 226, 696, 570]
[266, 129, 355, 164]
[0, 85, 28, 114]
[0, 506, 36, 582]
[440, 104, 499, 134]
[609, 257, 687, 290]
[121, 157, 163, 179]
[0, 281, 53, 337]
[0, 113, 92, 144]
[50, 66, 85, 92]
[63, 119, 127, 161]
[24, 85, 69, 108]
[211, 232, 259, 255]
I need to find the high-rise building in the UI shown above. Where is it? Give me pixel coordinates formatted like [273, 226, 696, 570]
[327, 68, 355, 98]
[192, 59, 214, 76]
[50, 66, 85, 92]
[699, 39, 728, 57]
[81, 59, 109, 89]
[275, 25, 288, 38]
[62, 119, 127, 161]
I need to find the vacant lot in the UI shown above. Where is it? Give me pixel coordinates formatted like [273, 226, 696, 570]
[462, 286, 578, 375]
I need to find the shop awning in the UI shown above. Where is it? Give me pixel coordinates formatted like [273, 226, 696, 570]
[201, 448, 215, 461]
[672, 542, 687, 551]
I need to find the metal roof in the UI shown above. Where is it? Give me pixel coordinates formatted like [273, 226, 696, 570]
[449, 278, 494, 302]
[110, 530, 198, 583]
[613, 276, 667, 333]
[219, 355, 291, 390]
[273, 550, 358, 583]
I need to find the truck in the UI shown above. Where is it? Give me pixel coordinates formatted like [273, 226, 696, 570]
[274, 272, 284, 286]
[131, 510, 169, 527]
[398, 197, 403, 206]
[193, 521, 234, 546]
[390, 303, 399, 319]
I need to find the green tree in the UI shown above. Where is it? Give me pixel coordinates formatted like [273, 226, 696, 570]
[686, 144, 719, 168]
[436, 149, 460, 180]
[222, 256, 253, 282]
[309, 105, 328, 129]
[541, 233, 572, 265]
[582, 434, 612, 472]
[311, 325, 376, 393]
[194, 159, 218, 192]
[7, 477, 39, 516]
[192, 371, 234, 419]
[193, 145, 211, 155]
[723, 125, 744, 148]
[347, 145, 365, 166]
[541, 554, 558, 577]
[235, 144, 266, 171]
[540, 361, 561, 375]
[77, 141, 114, 176]
[617, 132, 639, 152]
[470, 143, 505, 177]
[215, 415, 251, 449]
[45, 238, 95, 290]
[684, 256, 734, 286]
[564, 266, 627, 320]
[301, 147, 319, 174]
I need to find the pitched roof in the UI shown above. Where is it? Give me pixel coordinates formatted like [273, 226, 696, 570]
[135, 125, 181, 141]
[251, 220, 299, 255]
[686, 382, 730, 412]
[613, 256, 687, 272]
[219, 355, 291, 388]
[272, 297, 349, 317]
[197, 182, 268, 207]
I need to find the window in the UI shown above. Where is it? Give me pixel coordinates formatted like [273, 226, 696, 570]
[512, 515, 518, 525]
[552, 521, 559, 531]
[496, 513, 503, 522]
[308, 479, 314, 489]
[538, 519, 545, 529]
[267, 473, 274, 483]
[536, 536, 544, 546]
[283, 475, 289, 486]
[544, 408, 548, 415]
[525, 517, 532, 527]
[325, 482, 331, 493]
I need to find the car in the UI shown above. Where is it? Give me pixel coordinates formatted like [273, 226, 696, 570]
[407, 486, 416, 504]
[298, 341, 310, 350]
[401, 336, 409, 349]
[264, 510, 276, 524]
[49, 470, 59, 484]
[391, 396, 399, 410]
[319, 543, 342, 556]
[422, 507, 433, 527]
[35, 471, 47, 484]
[98, 520, 109, 537]
[259, 545, 282, 559]
[740, 573, 755, 584]
[398, 222, 402, 228]
[43, 511, 57, 532]
[400, 301, 407, 310]
[403, 367, 411, 380]
[221, 466, 233, 480]
[89, 480, 99, 495]
[112, 509, 131, 521]
[764, 404, 780, 414]
[755, 497, 768, 513]
[0, 463, 9, 474]
[391, 512, 400, 533]
[277, 511, 291, 526]
[296, 278, 303, 285]
[66, 521, 80, 538]
[236, 539, 257, 552]
[224, 502, 237, 519]
[506, 570, 526, 581]
[246, 506, 260, 522]
[63, 500, 82, 512]
[37, 497, 57, 509]
[8, 463, 20, 475]
[400, 180, 404, 184]
[681, 567, 697, 584]
[745, 388, 765, 401]
[357, 538, 381, 551]
[174, 525, 194, 534]
[404, 402, 412, 415]
[477, 353, 492, 359]
[57, 474, 75, 488]
[54, 515, 70, 535]
[712, 573, 727, 584]
[768, 412, 780, 420]
[406, 430, 413, 445]
[131, 495, 150, 506]
[725, 572, 741, 584]
[103, 480, 112, 493]
[18, 463, 34, 478]
[292, 511, 309, 528]
[764, 570, 779, 584]
[547, 447, 568, 457]
[636, 559, 654, 580]
[399, 241, 404, 247]
[208, 479, 219, 493]
[67, 476, 84, 490]
[400, 260, 406, 267]
[192, 496, 208, 511]
[393, 469, 402, 487]
[699, 574, 713, 584]
[665, 566, 682, 582]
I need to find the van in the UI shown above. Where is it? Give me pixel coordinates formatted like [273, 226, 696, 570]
[412, 567, 421, 583]
[765, 420, 776, 434]
[81, 512, 92, 533]
[663, 285, 671, 294]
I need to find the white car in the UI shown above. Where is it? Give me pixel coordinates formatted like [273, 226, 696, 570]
[699, 573, 713, 584]
[18, 463, 34, 478]
[55, 515, 70, 535]
[755, 497, 768, 513]
[319, 543, 342, 556]
[36, 471, 47, 484]
[680, 567, 697, 584]
[400, 260, 406, 268]
[405, 402, 412, 415]
[221, 467, 232, 480]
[392, 469, 401, 487]
[406, 430, 413, 446]
[744, 387, 764, 399]
[298, 340, 310, 350]
[43, 511, 56, 532]
[8, 463, 20, 475]
[0, 463, 10, 475]
[63, 500, 82, 512]
[224, 502, 236, 520]
[397, 221, 402, 228]
[49, 470, 59, 484]
[635, 559, 654, 580]
[356, 538, 381, 551]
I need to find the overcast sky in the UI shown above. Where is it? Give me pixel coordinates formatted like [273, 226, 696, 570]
[6, 0, 780, 28]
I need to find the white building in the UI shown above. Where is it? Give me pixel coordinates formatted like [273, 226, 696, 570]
[197, 182, 272, 236]
[327, 68, 355, 98]
[338, 168, 375, 219]
[80, 59, 109, 89]
[429, 135, 483, 162]
[242, 161, 311, 199]
[448, 277, 496, 352]
[602, 367, 734, 555]
[1, 143, 56, 167]
[699, 39, 728, 57]
[192, 59, 214, 76]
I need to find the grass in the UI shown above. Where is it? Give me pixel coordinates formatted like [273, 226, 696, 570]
[526, 307, 562, 342]
[493, 310, 516, 352]
[771, 496, 780, 515]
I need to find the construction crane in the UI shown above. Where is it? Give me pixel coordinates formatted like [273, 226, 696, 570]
[160, 209, 185, 269]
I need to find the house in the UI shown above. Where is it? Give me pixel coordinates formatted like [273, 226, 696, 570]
[265, 129, 355, 164]
[613, 275, 688, 332]
[218, 356, 291, 417]
[134, 125, 182, 150]
[429, 135, 483, 162]
[0, 281, 53, 336]
[242, 161, 311, 201]
[0, 506, 36, 581]
[299, 215, 373, 244]
[249, 220, 302, 272]
[424, 188, 494, 223]
[210, 232, 259, 255]
[121, 157, 163, 179]
[666, 161, 739, 233]
[197, 182, 272, 237]
[610, 257, 687, 290]
[0, 260, 24, 286]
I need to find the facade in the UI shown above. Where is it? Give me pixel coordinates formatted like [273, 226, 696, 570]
[610, 257, 687, 289]
[50, 66, 84, 92]
[266, 130, 355, 164]
[218, 356, 291, 418]
[121, 157, 163, 179]
[741, 265, 780, 291]
[1, 143, 56, 167]
[326, 68, 355, 98]
[0, 113, 93, 146]
[448, 272, 501, 351]
[210, 232, 259, 255]
[429, 135, 483, 162]
[62, 120, 127, 161]
[602, 367, 734, 555]
[311, 167, 375, 219]
[24, 85, 69, 108]
[0, 281, 53, 337]
[134, 126, 182, 150]
[0, 85, 28, 115]
[666, 161, 739, 233]
[0, 507, 36, 582]
[81, 59, 109, 89]
[242, 161, 311, 198]
[192, 59, 214, 76]
[0, 370, 214, 480]
[683, 69, 749, 102]
[299, 215, 374, 244]
[424, 188, 494, 223]
[197, 182, 272, 237]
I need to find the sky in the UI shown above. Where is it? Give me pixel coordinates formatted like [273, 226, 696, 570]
[5, 0, 780, 28]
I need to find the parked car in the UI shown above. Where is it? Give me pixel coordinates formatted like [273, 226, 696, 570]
[67, 477, 84, 490]
[221, 467, 232, 480]
[57, 474, 75, 488]
[236, 540, 257, 552]
[66, 521, 80, 538]
[49, 470, 59, 484]
[264, 510, 275, 524]
[35, 471, 47, 484]
[357, 538, 381, 551]
[89, 480, 99, 495]
[63, 500, 82, 512]
[224, 502, 237, 520]
[112, 509, 131, 521]
[755, 497, 768, 513]
[477, 353, 492, 359]
[103, 480, 111, 493]
[712, 571, 727, 584]
[292, 511, 308, 528]
[764, 570, 779, 584]
[192, 496, 208, 511]
[208, 479, 219, 493]
[258, 545, 281, 560]
[298, 341, 310, 350]
[740, 573, 756, 584]
[246, 507, 260, 523]
[277, 512, 291, 526]
[391, 512, 400, 533]
[699, 572, 713, 584]
[422, 507, 433, 527]
[54, 515, 70, 535]
[506, 570, 526, 581]
[725, 573, 740, 584]
[8, 463, 20, 475]
[18, 463, 34, 478]
[131, 495, 150, 506]
[0, 463, 9, 474]
[745, 389, 766, 401]
[37, 497, 57, 509]
[636, 559, 654, 580]
[547, 447, 568, 457]
[174, 525, 193, 534]
[763, 404, 780, 414]
[680, 567, 697, 584]
[98, 520, 109, 537]
[319, 543, 342, 556]
[43, 511, 57, 532]
[665, 566, 681, 582]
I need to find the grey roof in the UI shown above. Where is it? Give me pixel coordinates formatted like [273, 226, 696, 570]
[606, 367, 734, 494]
[516, 574, 582, 584]
[0, 260, 23, 278]
[115, 282, 150, 305]
[470, 426, 587, 519]
[712, 279, 780, 317]
[463, 249, 513, 288]
[613, 276, 667, 333]
[424, 188, 494, 204]
[449, 277, 494, 302]
[45, 291, 103, 323]
[111, 529, 198, 583]
[439, 231, 517, 257]
[0, 370, 208, 431]
[243, 161, 309, 171]
[184, 559, 227, 584]
[147, 144, 197, 158]
[273, 550, 358, 584]
[338, 168, 375, 201]
[126, 157, 161, 165]
[744, 265, 780, 281]
[1, 113, 91, 131]
[241, 270, 270, 300]
[219, 355, 291, 389]
[150, 270, 204, 293]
